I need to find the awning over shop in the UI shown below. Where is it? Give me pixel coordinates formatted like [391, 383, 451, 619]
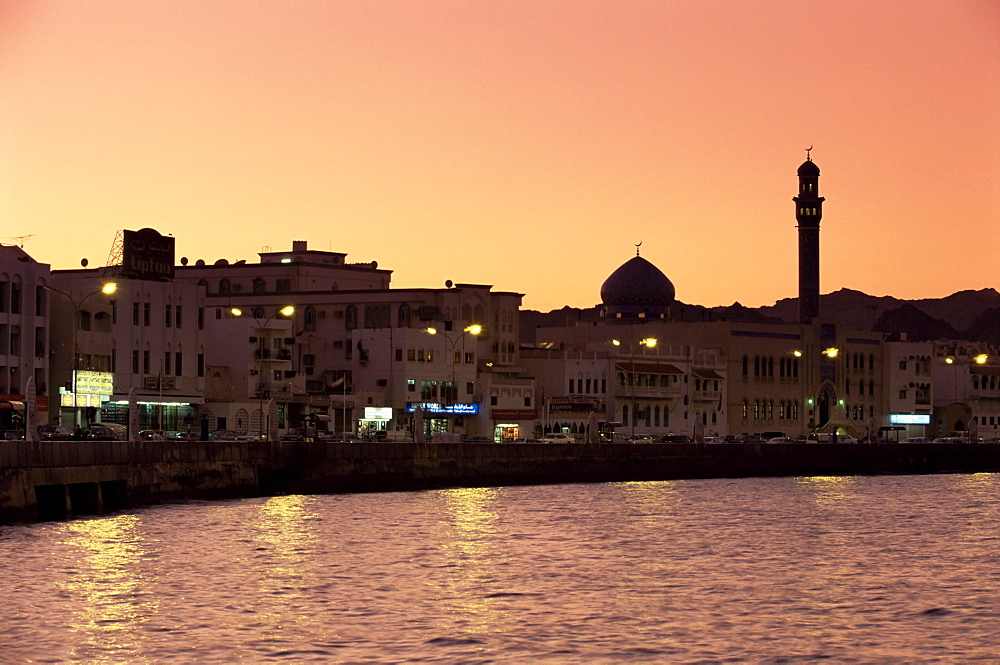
[691, 369, 725, 380]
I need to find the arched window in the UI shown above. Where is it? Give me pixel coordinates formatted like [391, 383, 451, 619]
[753, 400, 760, 419]
[869, 380, 875, 395]
[304, 305, 316, 331]
[779, 401, 786, 419]
[869, 354, 875, 370]
[792, 401, 799, 419]
[742, 400, 748, 419]
[345, 304, 357, 330]
[768, 357, 774, 376]
[742, 356, 749, 376]
[219, 278, 231, 295]
[766, 400, 773, 419]
[252, 278, 265, 295]
[78, 309, 92, 331]
[754, 356, 761, 376]
[398, 304, 410, 327]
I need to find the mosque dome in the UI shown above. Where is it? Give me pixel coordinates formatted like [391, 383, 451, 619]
[600, 254, 675, 321]
[797, 159, 820, 177]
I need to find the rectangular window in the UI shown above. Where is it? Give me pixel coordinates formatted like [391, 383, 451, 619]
[10, 282, 21, 314]
[111, 348, 116, 373]
[0, 281, 7, 312]
[164, 352, 171, 375]
[35, 286, 46, 315]
[143, 302, 150, 326]
[143, 350, 150, 375]
[132, 350, 139, 374]
[524, 396, 531, 407]
[197, 353, 204, 377]
[175, 352, 182, 377]
[165, 304, 172, 327]
[198, 307, 205, 329]
[34, 326, 45, 357]
[466, 381, 474, 395]
[407, 348, 415, 361]
[0, 324, 7, 354]
[10, 325, 20, 352]
[395, 348, 403, 362]
[110, 299, 117, 324]
[464, 352, 474, 364]
[407, 379, 415, 392]
[175, 305, 182, 328]
[132, 302, 140, 325]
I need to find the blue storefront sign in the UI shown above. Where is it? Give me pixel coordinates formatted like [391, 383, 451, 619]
[406, 402, 479, 415]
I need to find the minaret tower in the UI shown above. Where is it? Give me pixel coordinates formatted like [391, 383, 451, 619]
[794, 148, 825, 324]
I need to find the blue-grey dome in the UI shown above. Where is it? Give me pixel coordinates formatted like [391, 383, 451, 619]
[601, 256, 675, 320]
[797, 159, 820, 177]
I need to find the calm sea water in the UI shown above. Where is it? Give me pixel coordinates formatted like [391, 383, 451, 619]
[2, 474, 999, 663]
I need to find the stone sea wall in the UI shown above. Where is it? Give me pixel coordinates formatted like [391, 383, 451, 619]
[2, 440, 998, 522]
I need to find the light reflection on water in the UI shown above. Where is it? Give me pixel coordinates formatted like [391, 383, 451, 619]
[2, 474, 999, 662]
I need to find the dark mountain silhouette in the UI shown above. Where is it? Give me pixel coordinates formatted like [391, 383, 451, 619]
[964, 307, 1000, 346]
[872, 303, 962, 341]
[523, 288, 999, 345]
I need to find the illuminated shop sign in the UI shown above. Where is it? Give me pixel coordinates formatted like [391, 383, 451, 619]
[890, 414, 931, 425]
[74, 371, 114, 396]
[405, 402, 479, 415]
[365, 407, 393, 420]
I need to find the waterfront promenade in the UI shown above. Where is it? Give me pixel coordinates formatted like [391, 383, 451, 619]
[2, 439, 999, 523]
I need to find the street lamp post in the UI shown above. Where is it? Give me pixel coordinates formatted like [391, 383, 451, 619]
[425, 324, 481, 434]
[45, 282, 117, 429]
[612, 336, 657, 440]
[232, 305, 294, 440]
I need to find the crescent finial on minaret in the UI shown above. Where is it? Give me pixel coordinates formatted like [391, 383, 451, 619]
[806, 146, 813, 161]
[635, 241, 642, 256]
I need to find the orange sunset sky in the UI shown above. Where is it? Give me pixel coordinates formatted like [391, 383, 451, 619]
[2, 1, 998, 313]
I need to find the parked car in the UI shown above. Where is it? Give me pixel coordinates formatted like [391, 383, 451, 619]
[631, 435, 657, 443]
[540, 433, 574, 444]
[767, 437, 796, 444]
[236, 430, 262, 441]
[901, 437, 928, 444]
[321, 432, 359, 443]
[210, 429, 238, 440]
[659, 434, 693, 443]
[702, 436, 724, 444]
[140, 430, 166, 440]
[601, 433, 632, 443]
[805, 433, 857, 444]
[89, 423, 127, 440]
[81, 426, 120, 441]
[173, 432, 202, 441]
[280, 428, 306, 442]
[463, 436, 494, 444]
[37, 425, 74, 441]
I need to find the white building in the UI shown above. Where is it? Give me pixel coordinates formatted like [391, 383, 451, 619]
[0, 245, 50, 434]
[931, 341, 998, 441]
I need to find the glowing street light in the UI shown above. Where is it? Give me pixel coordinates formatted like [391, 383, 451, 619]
[45, 282, 117, 429]
[611, 336, 659, 440]
[232, 305, 295, 439]
[424, 324, 482, 434]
